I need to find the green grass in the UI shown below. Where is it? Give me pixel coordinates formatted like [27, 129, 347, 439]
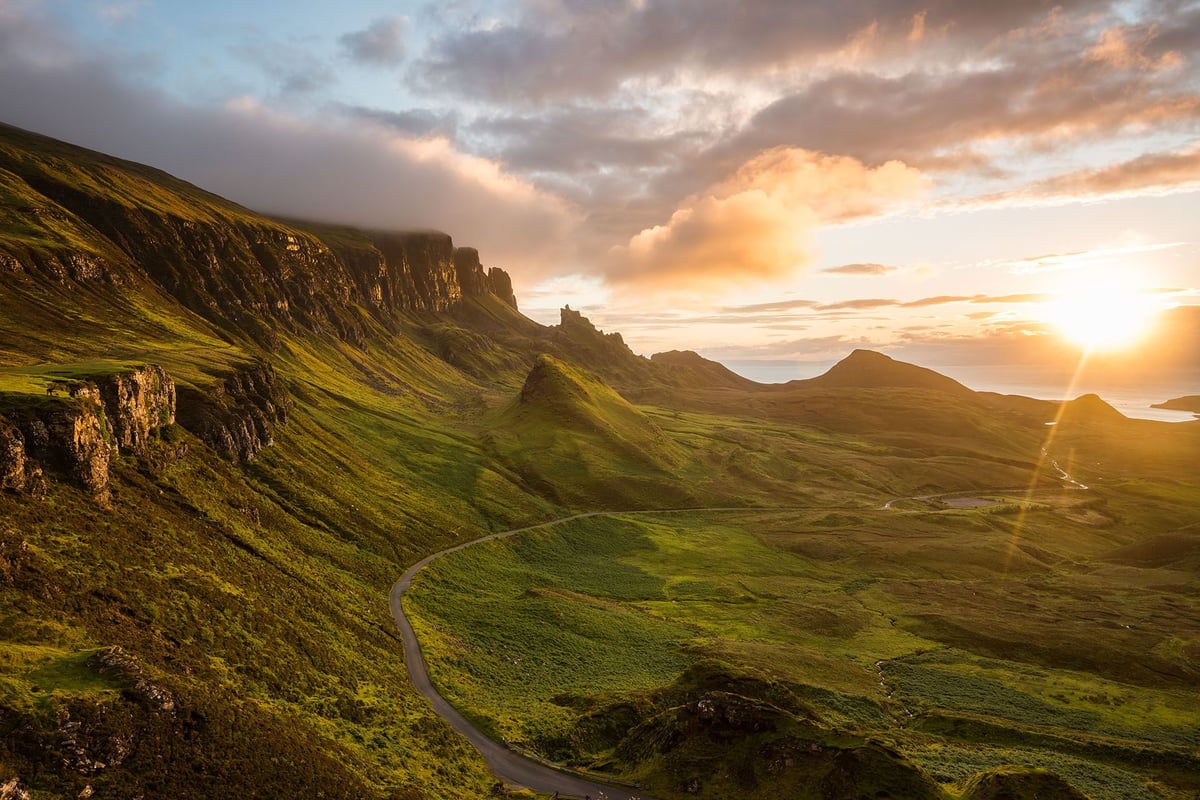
[409, 482, 1200, 800]
[2, 121, 1198, 800]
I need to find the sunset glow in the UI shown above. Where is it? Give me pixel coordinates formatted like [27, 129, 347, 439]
[0, 1, 1195, 387]
[1041, 283, 1163, 352]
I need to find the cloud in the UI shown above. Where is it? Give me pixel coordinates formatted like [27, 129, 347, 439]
[701, 334, 877, 363]
[231, 39, 336, 96]
[1001, 242, 1186, 273]
[735, 55, 1200, 174]
[971, 293, 1049, 304]
[470, 105, 705, 177]
[338, 104, 459, 139]
[817, 298, 897, 311]
[606, 148, 926, 289]
[1086, 23, 1184, 71]
[1015, 145, 1200, 200]
[815, 294, 1033, 311]
[0, 5, 576, 277]
[340, 17, 408, 66]
[721, 298, 819, 313]
[901, 295, 973, 308]
[821, 262, 899, 276]
[413, 0, 1105, 105]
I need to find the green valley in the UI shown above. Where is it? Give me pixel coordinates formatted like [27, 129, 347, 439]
[0, 122, 1197, 800]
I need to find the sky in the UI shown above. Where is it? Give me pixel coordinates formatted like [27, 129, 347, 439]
[0, 0, 1198, 394]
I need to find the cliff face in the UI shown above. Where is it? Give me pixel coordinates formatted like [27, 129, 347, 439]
[95, 366, 176, 451]
[0, 127, 520, 345]
[0, 366, 177, 501]
[175, 361, 289, 463]
[0, 418, 38, 494]
[3, 390, 114, 500]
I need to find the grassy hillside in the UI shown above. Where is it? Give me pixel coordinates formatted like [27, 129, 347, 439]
[410, 474, 1200, 798]
[1, 125, 1196, 800]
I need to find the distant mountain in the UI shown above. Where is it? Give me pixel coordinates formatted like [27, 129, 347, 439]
[1057, 393, 1126, 423]
[649, 349, 757, 389]
[789, 349, 972, 395]
[1152, 395, 1200, 414]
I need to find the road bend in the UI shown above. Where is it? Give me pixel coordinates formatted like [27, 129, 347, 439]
[391, 509, 773, 799]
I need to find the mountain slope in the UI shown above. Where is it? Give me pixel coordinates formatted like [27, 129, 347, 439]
[486, 354, 694, 507]
[0, 122, 516, 351]
[790, 349, 972, 395]
[2, 125, 1196, 800]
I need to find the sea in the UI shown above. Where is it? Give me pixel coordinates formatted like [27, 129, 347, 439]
[722, 360, 1199, 423]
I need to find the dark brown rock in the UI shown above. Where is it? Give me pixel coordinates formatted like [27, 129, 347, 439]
[487, 266, 518, 309]
[176, 360, 289, 462]
[0, 418, 27, 492]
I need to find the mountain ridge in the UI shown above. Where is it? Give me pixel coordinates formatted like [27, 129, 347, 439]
[2, 123, 1195, 800]
[0, 123, 516, 350]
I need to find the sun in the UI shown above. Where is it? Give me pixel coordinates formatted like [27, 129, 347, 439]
[1041, 281, 1160, 352]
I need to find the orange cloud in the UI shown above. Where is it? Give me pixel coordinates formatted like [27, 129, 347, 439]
[607, 148, 926, 289]
[1087, 25, 1183, 72]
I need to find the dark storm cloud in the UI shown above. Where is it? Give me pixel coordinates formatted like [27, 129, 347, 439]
[340, 17, 408, 66]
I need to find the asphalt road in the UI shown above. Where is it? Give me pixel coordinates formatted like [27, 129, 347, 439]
[390, 511, 714, 800]
[389, 489, 1088, 796]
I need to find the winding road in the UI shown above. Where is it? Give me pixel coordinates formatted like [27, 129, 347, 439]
[391, 509, 765, 800]
[389, 475, 1091, 797]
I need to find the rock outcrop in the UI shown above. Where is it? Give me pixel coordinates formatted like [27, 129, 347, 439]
[94, 366, 176, 451]
[6, 388, 114, 500]
[0, 366, 176, 500]
[487, 267, 517, 310]
[175, 361, 289, 462]
[452, 246, 518, 309]
[0, 418, 31, 493]
[0, 126, 522, 345]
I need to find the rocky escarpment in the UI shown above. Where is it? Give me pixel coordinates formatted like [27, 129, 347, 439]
[175, 361, 289, 462]
[550, 307, 657, 389]
[453, 246, 518, 310]
[0, 417, 40, 494]
[0, 366, 176, 501]
[0, 126, 520, 346]
[93, 366, 175, 450]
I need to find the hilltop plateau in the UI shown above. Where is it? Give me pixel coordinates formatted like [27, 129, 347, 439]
[0, 125, 1197, 800]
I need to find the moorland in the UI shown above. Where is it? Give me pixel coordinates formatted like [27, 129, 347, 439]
[0, 123, 1197, 800]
